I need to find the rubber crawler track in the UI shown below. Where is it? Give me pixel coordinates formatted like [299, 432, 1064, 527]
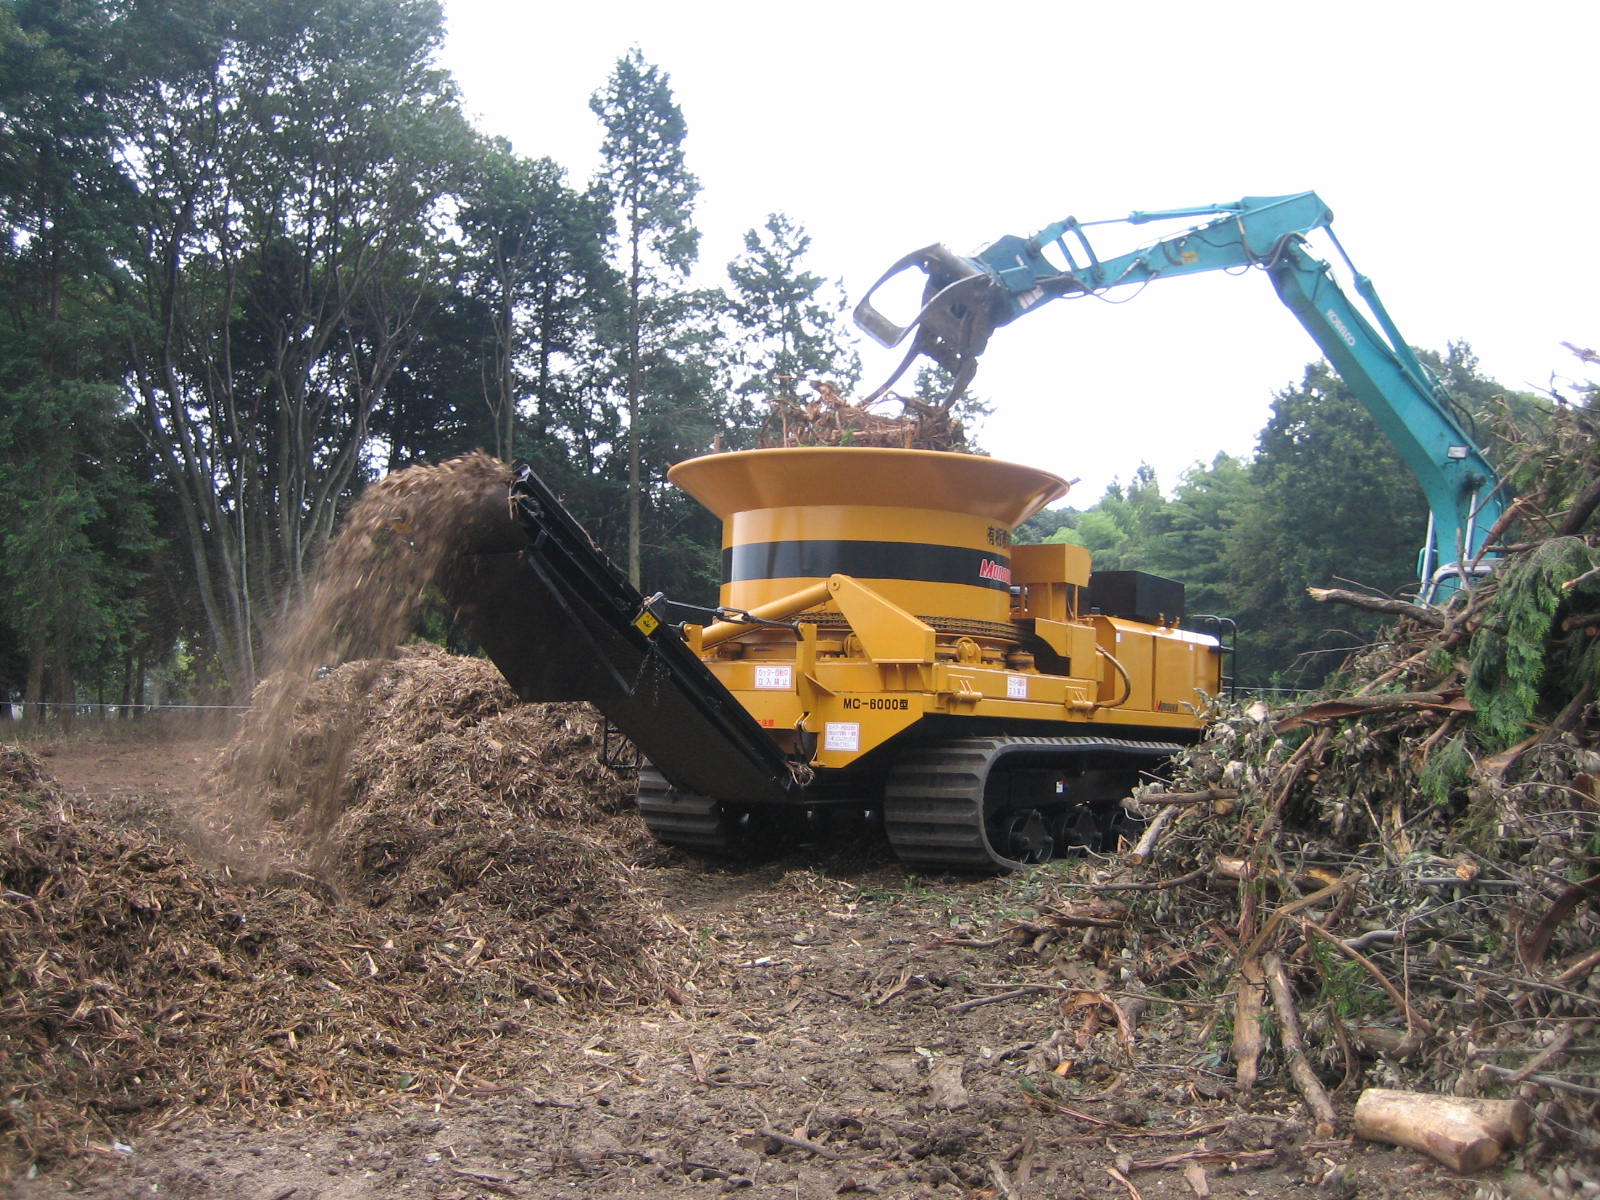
[636, 766, 733, 855]
[883, 736, 1185, 872]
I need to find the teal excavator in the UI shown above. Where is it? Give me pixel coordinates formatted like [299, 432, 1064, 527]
[853, 191, 1507, 599]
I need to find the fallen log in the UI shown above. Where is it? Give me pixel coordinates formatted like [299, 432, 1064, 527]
[1353, 1088, 1529, 1172]
[1124, 806, 1179, 866]
[1137, 787, 1240, 807]
[1214, 857, 1342, 889]
[1231, 957, 1266, 1092]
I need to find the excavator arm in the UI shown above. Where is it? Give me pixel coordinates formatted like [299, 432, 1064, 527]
[855, 191, 1505, 596]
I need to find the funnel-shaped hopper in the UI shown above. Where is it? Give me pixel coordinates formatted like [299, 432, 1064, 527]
[668, 448, 1070, 627]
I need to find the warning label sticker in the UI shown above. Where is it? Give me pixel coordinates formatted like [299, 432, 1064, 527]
[1006, 674, 1028, 700]
[753, 665, 792, 690]
[824, 722, 861, 753]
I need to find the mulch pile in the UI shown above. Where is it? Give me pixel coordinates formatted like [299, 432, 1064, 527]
[2, 579, 670, 1171]
[0, 654, 669, 1173]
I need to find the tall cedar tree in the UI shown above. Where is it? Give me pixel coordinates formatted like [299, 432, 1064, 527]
[590, 49, 699, 586]
[456, 139, 612, 462]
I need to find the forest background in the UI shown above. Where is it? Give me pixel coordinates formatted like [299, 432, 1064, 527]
[0, 0, 1578, 713]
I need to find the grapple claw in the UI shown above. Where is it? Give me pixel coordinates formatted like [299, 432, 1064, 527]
[854, 245, 1008, 406]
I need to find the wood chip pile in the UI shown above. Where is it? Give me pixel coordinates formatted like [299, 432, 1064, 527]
[0, 650, 673, 1174]
[237, 451, 520, 827]
[1024, 397, 1600, 1164]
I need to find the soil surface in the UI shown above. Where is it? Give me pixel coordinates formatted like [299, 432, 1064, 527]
[12, 731, 1496, 1200]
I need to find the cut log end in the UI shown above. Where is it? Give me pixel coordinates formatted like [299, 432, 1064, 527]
[1354, 1087, 1530, 1173]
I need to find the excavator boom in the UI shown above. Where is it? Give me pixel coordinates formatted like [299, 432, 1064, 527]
[854, 192, 1506, 596]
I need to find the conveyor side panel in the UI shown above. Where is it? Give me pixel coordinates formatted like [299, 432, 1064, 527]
[442, 465, 798, 807]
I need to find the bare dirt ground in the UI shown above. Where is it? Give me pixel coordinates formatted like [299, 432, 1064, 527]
[10, 730, 1505, 1200]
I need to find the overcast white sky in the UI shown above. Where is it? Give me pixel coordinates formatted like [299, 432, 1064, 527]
[437, 0, 1595, 504]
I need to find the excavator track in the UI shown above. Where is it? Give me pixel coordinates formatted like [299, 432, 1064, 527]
[883, 736, 1185, 872]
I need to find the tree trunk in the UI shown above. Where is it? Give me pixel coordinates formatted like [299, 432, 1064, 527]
[626, 232, 643, 588]
[24, 639, 46, 724]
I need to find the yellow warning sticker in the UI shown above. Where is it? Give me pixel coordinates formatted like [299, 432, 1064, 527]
[633, 610, 660, 636]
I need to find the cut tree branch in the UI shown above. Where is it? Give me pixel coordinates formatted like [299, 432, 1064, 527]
[1306, 587, 1446, 627]
[1264, 953, 1338, 1137]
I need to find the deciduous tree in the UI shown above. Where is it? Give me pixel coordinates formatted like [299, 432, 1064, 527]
[115, 0, 473, 690]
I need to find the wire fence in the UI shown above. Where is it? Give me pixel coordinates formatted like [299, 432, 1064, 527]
[4, 701, 252, 721]
[5, 685, 1316, 726]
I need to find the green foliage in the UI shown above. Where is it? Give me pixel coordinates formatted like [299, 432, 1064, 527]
[110, 0, 476, 689]
[1418, 732, 1473, 806]
[0, 0, 166, 706]
[1014, 346, 1522, 688]
[725, 212, 858, 399]
[1038, 464, 1162, 569]
[1015, 507, 1077, 545]
[591, 48, 699, 277]
[1224, 361, 1427, 684]
[1306, 934, 1378, 1020]
[0, 377, 158, 705]
[1141, 455, 1253, 619]
[590, 48, 710, 586]
[454, 140, 614, 462]
[1467, 537, 1600, 749]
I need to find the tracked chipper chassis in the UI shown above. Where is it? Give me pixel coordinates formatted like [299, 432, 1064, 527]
[445, 449, 1222, 873]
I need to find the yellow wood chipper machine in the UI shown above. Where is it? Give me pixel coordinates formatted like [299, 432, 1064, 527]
[446, 445, 1224, 872]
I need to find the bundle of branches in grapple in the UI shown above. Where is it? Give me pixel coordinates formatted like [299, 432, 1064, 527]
[759, 380, 972, 451]
[1083, 394, 1600, 1162]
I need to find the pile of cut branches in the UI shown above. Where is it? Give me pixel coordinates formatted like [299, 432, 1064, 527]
[759, 380, 973, 451]
[1026, 395, 1600, 1165]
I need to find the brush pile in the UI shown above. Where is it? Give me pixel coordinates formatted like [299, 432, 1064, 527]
[759, 380, 973, 451]
[1022, 396, 1600, 1164]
